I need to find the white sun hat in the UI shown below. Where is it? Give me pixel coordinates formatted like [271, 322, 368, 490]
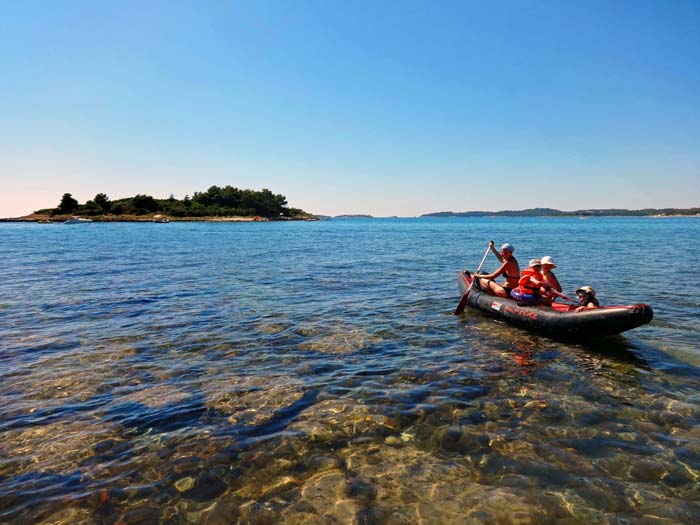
[540, 255, 557, 268]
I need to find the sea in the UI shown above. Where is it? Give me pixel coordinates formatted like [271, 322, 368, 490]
[1, 217, 699, 524]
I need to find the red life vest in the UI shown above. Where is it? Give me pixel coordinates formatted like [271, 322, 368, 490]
[518, 268, 543, 295]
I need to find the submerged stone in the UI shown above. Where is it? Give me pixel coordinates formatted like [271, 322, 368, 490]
[175, 476, 196, 493]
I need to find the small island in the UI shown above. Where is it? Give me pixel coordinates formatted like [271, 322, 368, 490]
[2, 185, 317, 222]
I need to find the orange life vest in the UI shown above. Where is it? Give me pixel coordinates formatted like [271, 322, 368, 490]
[518, 268, 543, 295]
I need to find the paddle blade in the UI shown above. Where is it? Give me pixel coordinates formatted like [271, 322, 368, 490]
[454, 292, 469, 315]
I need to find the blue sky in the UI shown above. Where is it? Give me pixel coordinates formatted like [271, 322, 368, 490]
[1, 1, 699, 216]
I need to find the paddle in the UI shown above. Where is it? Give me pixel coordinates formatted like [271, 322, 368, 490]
[547, 288, 578, 304]
[454, 242, 492, 315]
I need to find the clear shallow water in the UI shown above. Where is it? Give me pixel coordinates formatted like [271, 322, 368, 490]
[1, 217, 699, 524]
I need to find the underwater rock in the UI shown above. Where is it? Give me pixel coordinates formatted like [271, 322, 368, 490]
[121, 384, 192, 408]
[2, 418, 119, 477]
[201, 499, 241, 525]
[384, 435, 405, 447]
[432, 425, 491, 455]
[203, 375, 305, 427]
[344, 479, 377, 503]
[306, 454, 345, 474]
[115, 505, 161, 525]
[175, 476, 195, 492]
[628, 459, 667, 483]
[297, 325, 382, 355]
[295, 470, 360, 522]
[38, 506, 96, 525]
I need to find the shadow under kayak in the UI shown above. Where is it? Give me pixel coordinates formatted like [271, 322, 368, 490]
[457, 271, 653, 338]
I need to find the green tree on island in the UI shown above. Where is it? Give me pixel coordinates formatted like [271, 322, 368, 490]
[132, 194, 159, 214]
[57, 193, 78, 214]
[94, 193, 111, 212]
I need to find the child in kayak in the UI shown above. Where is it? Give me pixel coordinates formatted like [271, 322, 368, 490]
[510, 259, 551, 304]
[575, 286, 600, 312]
[475, 241, 520, 298]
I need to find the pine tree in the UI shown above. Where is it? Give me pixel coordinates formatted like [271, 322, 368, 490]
[57, 193, 79, 214]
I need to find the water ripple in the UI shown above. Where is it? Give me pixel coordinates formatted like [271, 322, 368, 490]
[1, 218, 700, 524]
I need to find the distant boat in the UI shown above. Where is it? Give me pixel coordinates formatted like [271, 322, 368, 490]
[37, 218, 52, 224]
[153, 215, 170, 223]
[64, 217, 93, 224]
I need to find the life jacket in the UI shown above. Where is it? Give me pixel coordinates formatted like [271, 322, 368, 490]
[518, 268, 543, 295]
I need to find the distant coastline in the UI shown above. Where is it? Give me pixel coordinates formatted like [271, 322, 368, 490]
[312, 208, 700, 220]
[420, 207, 700, 218]
[4, 206, 700, 222]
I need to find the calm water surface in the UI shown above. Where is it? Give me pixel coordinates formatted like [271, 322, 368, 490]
[1, 217, 699, 524]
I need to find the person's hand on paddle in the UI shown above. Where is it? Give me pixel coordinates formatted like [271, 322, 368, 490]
[546, 287, 576, 303]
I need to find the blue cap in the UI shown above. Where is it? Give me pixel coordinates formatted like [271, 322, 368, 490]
[501, 243, 514, 252]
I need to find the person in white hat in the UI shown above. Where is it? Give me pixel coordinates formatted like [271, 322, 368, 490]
[475, 241, 520, 298]
[540, 255, 562, 303]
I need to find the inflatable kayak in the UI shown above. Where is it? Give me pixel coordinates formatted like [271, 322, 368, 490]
[457, 271, 653, 338]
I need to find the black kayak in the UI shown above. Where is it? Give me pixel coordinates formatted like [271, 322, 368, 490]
[457, 271, 653, 338]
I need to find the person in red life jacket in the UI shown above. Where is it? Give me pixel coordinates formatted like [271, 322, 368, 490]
[575, 286, 600, 312]
[475, 241, 520, 298]
[510, 259, 551, 304]
[540, 255, 562, 303]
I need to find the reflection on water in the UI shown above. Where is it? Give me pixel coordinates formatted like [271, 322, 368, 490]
[1, 218, 700, 524]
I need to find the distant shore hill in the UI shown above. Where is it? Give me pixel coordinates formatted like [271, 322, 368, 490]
[4, 185, 316, 221]
[333, 214, 374, 219]
[421, 207, 700, 217]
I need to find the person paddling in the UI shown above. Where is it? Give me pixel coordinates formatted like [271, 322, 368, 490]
[475, 241, 520, 298]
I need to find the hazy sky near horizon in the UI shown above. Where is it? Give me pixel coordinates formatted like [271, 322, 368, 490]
[2, 1, 699, 217]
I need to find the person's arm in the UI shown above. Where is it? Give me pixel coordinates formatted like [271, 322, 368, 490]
[529, 276, 551, 295]
[529, 276, 548, 288]
[489, 240, 504, 262]
[575, 301, 597, 312]
[550, 274, 562, 292]
[478, 259, 509, 280]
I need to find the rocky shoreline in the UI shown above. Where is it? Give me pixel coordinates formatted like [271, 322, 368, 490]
[0, 213, 319, 223]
